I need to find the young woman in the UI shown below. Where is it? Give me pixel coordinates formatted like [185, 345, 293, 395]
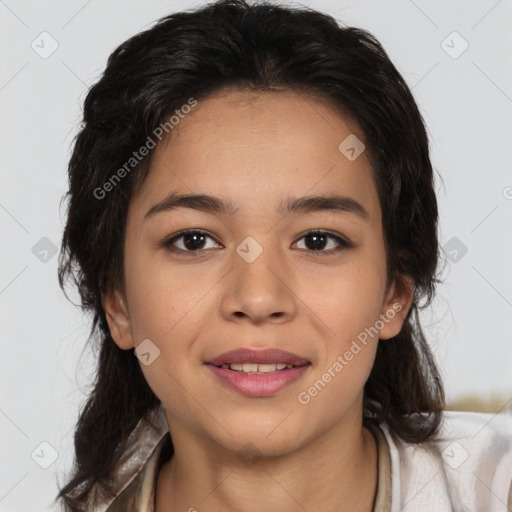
[55, 1, 512, 511]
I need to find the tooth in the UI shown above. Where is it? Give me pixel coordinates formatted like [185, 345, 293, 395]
[221, 364, 229, 369]
[257, 363, 277, 373]
[225, 362, 294, 373]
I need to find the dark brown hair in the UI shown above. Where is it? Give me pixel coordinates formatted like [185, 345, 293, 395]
[56, 0, 445, 509]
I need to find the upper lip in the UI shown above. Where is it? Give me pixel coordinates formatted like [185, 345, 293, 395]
[206, 348, 310, 367]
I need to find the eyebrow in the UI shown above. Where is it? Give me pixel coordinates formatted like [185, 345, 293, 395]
[144, 192, 370, 221]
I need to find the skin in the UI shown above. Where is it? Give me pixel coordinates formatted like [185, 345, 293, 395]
[103, 88, 413, 511]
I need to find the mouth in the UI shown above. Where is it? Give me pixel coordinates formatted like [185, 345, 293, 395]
[204, 348, 311, 396]
[205, 347, 310, 367]
[214, 362, 304, 374]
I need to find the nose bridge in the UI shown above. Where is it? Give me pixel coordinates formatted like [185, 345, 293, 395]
[235, 235, 285, 292]
[223, 234, 296, 322]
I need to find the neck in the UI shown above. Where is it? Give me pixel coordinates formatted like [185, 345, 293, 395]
[155, 413, 378, 512]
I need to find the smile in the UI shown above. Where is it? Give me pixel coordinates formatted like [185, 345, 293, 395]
[218, 362, 297, 373]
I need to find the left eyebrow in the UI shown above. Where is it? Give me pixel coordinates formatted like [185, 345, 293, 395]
[144, 192, 370, 222]
[279, 194, 369, 221]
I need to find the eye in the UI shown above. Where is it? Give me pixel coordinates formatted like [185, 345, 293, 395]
[161, 229, 221, 254]
[161, 229, 352, 256]
[293, 230, 352, 254]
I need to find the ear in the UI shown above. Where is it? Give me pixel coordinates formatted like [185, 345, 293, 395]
[378, 275, 414, 340]
[101, 288, 135, 350]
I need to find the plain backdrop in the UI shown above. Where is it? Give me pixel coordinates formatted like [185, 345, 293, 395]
[1, 0, 511, 510]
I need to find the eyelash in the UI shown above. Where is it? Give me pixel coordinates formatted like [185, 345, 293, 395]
[160, 229, 352, 256]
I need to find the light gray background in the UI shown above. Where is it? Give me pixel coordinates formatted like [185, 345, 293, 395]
[1, 0, 511, 510]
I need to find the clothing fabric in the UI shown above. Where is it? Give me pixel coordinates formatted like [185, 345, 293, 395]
[96, 403, 512, 511]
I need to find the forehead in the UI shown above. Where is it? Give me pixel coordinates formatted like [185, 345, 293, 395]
[131, 89, 380, 224]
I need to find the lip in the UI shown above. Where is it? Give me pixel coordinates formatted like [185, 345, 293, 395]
[204, 348, 311, 397]
[205, 348, 310, 366]
[206, 363, 311, 397]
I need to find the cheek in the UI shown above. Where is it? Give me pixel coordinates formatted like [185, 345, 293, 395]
[124, 249, 211, 343]
[297, 273, 382, 415]
[296, 263, 385, 408]
[301, 261, 386, 344]
[124, 253, 215, 401]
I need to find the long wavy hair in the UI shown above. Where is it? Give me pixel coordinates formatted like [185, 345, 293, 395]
[56, 0, 445, 509]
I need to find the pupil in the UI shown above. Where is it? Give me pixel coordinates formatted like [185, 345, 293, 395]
[306, 233, 326, 251]
[184, 233, 205, 250]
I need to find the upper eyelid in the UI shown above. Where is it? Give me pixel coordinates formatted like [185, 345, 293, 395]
[167, 229, 219, 243]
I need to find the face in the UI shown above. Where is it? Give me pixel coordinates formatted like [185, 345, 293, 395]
[103, 89, 412, 458]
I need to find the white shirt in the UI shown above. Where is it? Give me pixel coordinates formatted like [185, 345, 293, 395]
[97, 404, 512, 511]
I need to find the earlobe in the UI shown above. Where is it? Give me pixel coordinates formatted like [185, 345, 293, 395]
[378, 276, 414, 340]
[101, 288, 135, 350]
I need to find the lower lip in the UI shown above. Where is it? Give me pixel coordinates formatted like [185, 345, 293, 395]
[205, 364, 310, 397]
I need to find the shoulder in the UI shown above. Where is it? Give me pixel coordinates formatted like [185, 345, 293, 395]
[379, 410, 512, 512]
[106, 433, 169, 512]
[431, 410, 512, 463]
[102, 404, 170, 512]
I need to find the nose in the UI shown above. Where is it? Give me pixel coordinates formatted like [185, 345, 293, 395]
[221, 241, 297, 325]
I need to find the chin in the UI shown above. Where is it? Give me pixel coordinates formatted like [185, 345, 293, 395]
[207, 414, 309, 457]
